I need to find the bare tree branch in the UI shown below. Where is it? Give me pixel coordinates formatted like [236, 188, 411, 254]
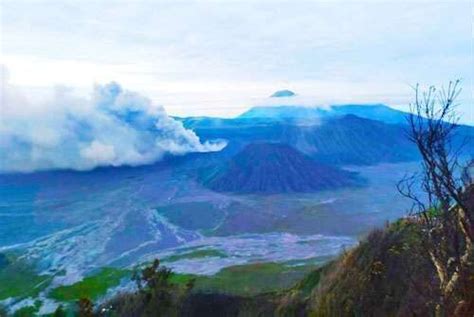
[398, 80, 473, 316]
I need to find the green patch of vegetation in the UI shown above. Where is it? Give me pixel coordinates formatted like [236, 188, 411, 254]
[426, 206, 443, 218]
[0, 255, 52, 300]
[12, 300, 42, 317]
[49, 268, 130, 302]
[169, 273, 197, 285]
[292, 267, 323, 296]
[162, 249, 227, 263]
[172, 262, 317, 296]
[13, 305, 39, 317]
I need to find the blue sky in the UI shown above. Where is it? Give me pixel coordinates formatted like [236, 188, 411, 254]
[1, 0, 473, 122]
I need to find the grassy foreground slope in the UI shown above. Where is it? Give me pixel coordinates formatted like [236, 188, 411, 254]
[100, 214, 473, 316]
[307, 220, 436, 316]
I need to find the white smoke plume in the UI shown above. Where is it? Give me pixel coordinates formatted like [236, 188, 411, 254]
[0, 68, 227, 173]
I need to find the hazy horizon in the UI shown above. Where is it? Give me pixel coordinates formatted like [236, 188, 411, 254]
[1, 0, 472, 122]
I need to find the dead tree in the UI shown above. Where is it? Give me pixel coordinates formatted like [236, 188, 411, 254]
[397, 80, 473, 316]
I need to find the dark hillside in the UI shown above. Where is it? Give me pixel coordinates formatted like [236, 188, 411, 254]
[202, 143, 362, 194]
[280, 115, 419, 165]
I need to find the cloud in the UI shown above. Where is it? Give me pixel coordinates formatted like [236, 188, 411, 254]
[0, 67, 226, 173]
[80, 141, 116, 165]
[1, 1, 471, 123]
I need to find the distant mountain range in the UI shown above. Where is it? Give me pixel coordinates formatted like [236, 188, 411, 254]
[179, 114, 420, 165]
[239, 103, 409, 125]
[235, 89, 409, 124]
[201, 143, 363, 194]
[178, 96, 472, 196]
[178, 95, 473, 166]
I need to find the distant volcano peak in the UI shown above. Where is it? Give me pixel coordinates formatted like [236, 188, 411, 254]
[270, 90, 296, 98]
[202, 142, 362, 194]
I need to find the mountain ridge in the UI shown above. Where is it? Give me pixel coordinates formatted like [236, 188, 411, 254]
[239, 104, 410, 124]
[201, 142, 363, 194]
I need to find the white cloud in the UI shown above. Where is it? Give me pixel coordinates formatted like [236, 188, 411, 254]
[80, 141, 116, 165]
[0, 68, 227, 173]
[0, 0, 472, 123]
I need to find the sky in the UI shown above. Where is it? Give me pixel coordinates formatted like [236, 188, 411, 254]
[1, 0, 473, 122]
